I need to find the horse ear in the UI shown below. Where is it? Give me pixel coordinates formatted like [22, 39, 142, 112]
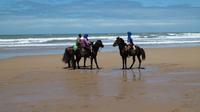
[119, 38, 124, 43]
[97, 40, 102, 43]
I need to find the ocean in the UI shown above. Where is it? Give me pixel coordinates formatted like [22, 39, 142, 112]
[0, 32, 200, 59]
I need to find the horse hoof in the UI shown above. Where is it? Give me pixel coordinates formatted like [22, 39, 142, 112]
[138, 67, 145, 69]
[138, 67, 143, 69]
[63, 67, 68, 69]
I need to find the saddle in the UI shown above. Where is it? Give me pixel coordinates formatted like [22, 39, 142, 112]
[125, 44, 136, 51]
[80, 47, 91, 56]
[125, 44, 136, 56]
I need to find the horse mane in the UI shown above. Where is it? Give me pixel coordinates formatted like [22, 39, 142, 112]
[119, 38, 127, 46]
[93, 40, 101, 50]
[96, 40, 101, 43]
[93, 40, 101, 46]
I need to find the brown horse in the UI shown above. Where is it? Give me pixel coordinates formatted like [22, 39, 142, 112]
[63, 40, 104, 69]
[62, 46, 76, 69]
[113, 37, 145, 69]
[75, 40, 104, 69]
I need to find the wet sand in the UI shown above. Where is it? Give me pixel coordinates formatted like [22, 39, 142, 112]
[0, 47, 200, 112]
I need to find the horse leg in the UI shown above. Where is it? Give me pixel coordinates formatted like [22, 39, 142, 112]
[90, 57, 93, 69]
[71, 55, 76, 69]
[125, 57, 127, 69]
[137, 55, 142, 69]
[76, 57, 80, 69]
[121, 56, 124, 69]
[94, 56, 99, 69]
[68, 59, 71, 68]
[84, 57, 87, 67]
[129, 55, 135, 69]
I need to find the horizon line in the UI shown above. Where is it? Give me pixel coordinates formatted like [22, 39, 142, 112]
[1, 31, 200, 35]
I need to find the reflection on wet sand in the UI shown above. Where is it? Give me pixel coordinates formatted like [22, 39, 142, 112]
[122, 69, 142, 82]
[62, 69, 144, 98]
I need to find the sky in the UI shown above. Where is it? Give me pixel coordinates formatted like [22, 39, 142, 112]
[0, 0, 200, 34]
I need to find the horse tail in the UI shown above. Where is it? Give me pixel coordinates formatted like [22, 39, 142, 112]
[141, 48, 146, 60]
[62, 48, 69, 63]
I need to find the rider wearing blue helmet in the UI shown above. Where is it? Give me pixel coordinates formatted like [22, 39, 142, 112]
[81, 34, 91, 52]
[127, 32, 133, 45]
[127, 32, 134, 50]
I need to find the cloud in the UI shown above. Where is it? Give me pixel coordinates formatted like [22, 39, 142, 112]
[0, 17, 200, 34]
[0, 0, 143, 17]
[0, 0, 200, 34]
[0, 18, 197, 29]
[0, 0, 199, 18]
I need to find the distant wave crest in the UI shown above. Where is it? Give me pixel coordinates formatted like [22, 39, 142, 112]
[0, 33, 200, 48]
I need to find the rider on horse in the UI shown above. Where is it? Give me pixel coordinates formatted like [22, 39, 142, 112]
[81, 34, 91, 53]
[72, 33, 91, 54]
[127, 32, 134, 45]
[127, 32, 137, 56]
[72, 34, 82, 51]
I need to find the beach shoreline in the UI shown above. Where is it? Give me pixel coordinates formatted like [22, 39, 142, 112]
[1, 32, 200, 59]
[0, 47, 200, 112]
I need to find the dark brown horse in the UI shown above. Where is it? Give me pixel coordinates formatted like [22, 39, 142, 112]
[63, 40, 104, 69]
[113, 37, 145, 69]
[75, 40, 104, 69]
[62, 46, 76, 69]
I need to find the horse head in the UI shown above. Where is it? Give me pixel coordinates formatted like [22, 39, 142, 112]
[95, 40, 104, 48]
[113, 37, 125, 47]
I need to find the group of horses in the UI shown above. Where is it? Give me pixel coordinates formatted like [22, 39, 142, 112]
[62, 37, 146, 69]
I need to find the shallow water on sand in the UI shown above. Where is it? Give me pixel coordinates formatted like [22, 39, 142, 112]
[0, 67, 156, 102]
[0, 67, 200, 112]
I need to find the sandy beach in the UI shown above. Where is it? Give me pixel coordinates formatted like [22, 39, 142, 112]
[0, 47, 200, 112]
